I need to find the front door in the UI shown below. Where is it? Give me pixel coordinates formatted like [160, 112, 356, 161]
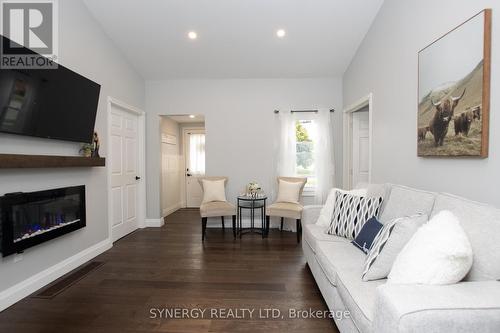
[110, 105, 140, 242]
[352, 110, 370, 188]
[185, 129, 205, 207]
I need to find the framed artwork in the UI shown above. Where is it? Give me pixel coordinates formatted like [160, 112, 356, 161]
[417, 9, 491, 157]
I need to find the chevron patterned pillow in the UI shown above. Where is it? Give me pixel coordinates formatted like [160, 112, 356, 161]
[326, 191, 383, 239]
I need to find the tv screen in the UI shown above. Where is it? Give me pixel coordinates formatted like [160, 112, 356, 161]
[0, 36, 101, 143]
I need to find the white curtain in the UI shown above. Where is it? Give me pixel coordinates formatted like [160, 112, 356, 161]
[312, 109, 335, 204]
[189, 133, 205, 175]
[277, 110, 297, 177]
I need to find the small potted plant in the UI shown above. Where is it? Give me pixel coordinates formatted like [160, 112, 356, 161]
[79, 143, 94, 158]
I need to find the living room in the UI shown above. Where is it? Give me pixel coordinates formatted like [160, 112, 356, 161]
[0, 0, 499, 332]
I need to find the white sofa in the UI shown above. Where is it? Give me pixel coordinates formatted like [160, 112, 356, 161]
[302, 184, 500, 333]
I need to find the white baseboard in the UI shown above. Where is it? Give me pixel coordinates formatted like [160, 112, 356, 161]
[162, 203, 181, 217]
[144, 218, 164, 228]
[0, 238, 112, 312]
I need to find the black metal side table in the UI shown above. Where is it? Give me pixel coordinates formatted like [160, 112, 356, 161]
[236, 195, 267, 238]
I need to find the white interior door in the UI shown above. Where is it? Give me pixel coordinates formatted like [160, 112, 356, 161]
[110, 105, 140, 242]
[351, 110, 370, 188]
[185, 129, 205, 207]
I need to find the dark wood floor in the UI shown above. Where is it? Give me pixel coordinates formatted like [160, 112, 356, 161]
[0, 209, 338, 333]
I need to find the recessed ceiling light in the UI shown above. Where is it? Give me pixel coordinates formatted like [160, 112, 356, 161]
[189, 115, 196, 119]
[276, 29, 286, 38]
[187, 31, 197, 40]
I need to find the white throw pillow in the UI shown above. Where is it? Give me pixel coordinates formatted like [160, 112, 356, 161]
[388, 210, 473, 285]
[201, 179, 227, 203]
[316, 188, 367, 226]
[362, 214, 428, 281]
[276, 180, 302, 204]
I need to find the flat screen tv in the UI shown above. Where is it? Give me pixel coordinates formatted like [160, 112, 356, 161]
[0, 36, 101, 143]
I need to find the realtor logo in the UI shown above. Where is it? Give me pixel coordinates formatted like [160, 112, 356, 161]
[0, 0, 58, 68]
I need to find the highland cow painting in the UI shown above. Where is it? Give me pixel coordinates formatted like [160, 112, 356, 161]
[418, 9, 491, 157]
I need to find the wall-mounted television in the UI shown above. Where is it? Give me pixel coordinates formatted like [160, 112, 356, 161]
[0, 35, 101, 143]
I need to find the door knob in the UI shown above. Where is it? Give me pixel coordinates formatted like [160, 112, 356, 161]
[135, 176, 141, 180]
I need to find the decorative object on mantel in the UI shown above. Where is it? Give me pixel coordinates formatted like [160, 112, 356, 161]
[92, 131, 100, 158]
[79, 143, 94, 157]
[246, 181, 262, 198]
[417, 9, 491, 157]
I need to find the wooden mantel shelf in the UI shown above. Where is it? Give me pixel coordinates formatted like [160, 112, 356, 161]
[0, 153, 106, 168]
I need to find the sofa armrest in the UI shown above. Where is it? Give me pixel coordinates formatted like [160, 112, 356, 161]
[302, 205, 323, 225]
[373, 281, 500, 333]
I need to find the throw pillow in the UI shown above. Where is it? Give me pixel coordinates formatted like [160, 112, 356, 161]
[362, 214, 428, 281]
[326, 191, 383, 239]
[352, 216, 383, 254]
[388, 210, 473, 285]
[316, 188, 367, 227]
[201, 179, 227, 203]
[276, 180, 303, 204]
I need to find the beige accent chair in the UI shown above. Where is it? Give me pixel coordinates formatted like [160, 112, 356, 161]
[198, 176, 236, 241]
[265, 176, 307, 242]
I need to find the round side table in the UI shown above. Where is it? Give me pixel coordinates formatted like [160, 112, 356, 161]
[236, 195, 267, 238]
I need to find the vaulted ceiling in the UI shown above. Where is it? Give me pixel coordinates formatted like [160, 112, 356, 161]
[83, 0, 384, 79]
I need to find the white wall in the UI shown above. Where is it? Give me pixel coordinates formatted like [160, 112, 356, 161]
[146, 78, 343, 219]
[0, 0, 144, 294]
[343, 0, 500, 207]
[160, 117, 182, 216]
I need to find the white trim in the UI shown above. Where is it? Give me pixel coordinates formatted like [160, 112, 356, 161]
[162, 203, 182, 217]
[144, 218, 165, 228]
[107, 97, 147, 242]
[0, 239, 112, 312]
[343, 93, 373, 189]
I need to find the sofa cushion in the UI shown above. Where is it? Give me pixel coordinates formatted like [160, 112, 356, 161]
[336, 268, 386, 333]
[315, 241, 366, 287]
[379, 185, 436, 223]
[366, 183, 392, 215]
[316, 240, 386, 333]
[303, 223, 349, 254]
[431, 193, 500, 281]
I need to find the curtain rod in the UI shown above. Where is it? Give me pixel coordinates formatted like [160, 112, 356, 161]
[273, 109, 335, 114]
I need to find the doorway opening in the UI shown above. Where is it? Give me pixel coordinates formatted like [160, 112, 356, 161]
[343, 94, 373, 190]
[160, 115, 205, 217]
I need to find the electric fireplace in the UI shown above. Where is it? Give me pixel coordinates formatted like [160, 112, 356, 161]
[0, 185, 86, 257]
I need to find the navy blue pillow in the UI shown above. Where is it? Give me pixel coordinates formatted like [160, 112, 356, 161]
[352, 217, 383, 254]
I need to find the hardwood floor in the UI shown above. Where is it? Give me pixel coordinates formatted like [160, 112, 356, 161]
[0, 209, 338, 333]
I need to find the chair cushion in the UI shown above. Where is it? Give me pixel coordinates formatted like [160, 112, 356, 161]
[303, 223, 349, 254]
[431, 193, 500, 281]
[201, 179, 227, 203]
[266, 202, 303, 219]
[276, 180, 303, 204]
[379, 185, 436, 223]
[200, 201, 235, 217]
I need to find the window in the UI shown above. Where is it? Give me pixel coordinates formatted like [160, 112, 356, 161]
[295, 119, 317, 193]
[188, 133, 205, 175]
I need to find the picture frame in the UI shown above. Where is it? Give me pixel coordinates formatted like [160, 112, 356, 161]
[417, 9, 491, 157]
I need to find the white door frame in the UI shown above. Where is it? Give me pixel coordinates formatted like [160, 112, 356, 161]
[181, 126, 205, 208]
[343, 93, 373, 189]
[107, 97, 146, 243]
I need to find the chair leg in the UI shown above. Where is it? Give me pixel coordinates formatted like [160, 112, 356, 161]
[296, 219, 301, 243]
[221, 216, 225, 230]
[232, 215, 236, 239]
[266, 215, 270, 238]
[280, 217, 284, 231]
[202, 217, 207, 241]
